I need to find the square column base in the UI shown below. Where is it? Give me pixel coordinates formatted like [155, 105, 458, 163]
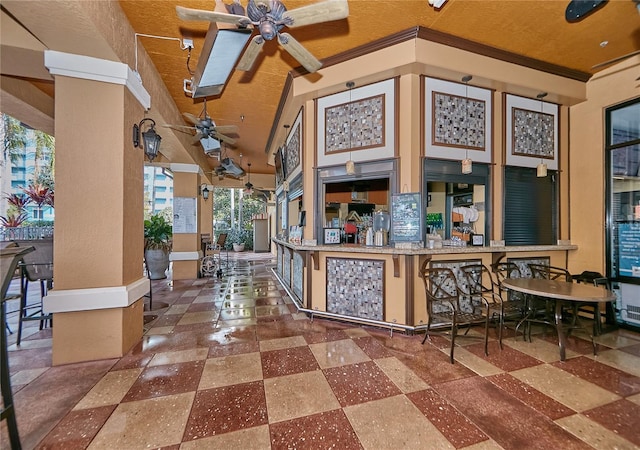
[51, 299, 143, 365]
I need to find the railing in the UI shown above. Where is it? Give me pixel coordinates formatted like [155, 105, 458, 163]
[0, 226, 54, 241]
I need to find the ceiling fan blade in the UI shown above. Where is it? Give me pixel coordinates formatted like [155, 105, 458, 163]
[278, 32, 322, 73]
[183, 112, 200, 125]
[162, 124, 196, 132]
[285, 0, 349, 28]
[236, 35, 264, 71]
[591, 50, 640, 69]
[212, 125, 239, 134]
[213, 132, 236, 145]
[176, 5, 249, 26]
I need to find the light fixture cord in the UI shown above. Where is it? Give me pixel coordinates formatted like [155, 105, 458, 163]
[134, 33, 188, 75]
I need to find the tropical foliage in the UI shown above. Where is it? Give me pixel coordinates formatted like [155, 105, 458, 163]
[1, 114, 55, 225]
[0, 212, 28, 227]
[144, 213, 173, 252]
[213, 187, 266, 251]
[23, 183, 54, 208]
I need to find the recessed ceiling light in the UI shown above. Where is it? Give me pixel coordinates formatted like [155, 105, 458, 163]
[600, 41, 608, 48]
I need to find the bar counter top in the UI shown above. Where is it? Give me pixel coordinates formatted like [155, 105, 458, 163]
[272, 238, 577, 255]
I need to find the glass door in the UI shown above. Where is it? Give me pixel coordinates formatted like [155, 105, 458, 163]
[606, 98, 640, 328]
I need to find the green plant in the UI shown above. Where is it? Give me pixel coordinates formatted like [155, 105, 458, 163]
[223, 228, 253, 251]
[144, 213, 172, 252]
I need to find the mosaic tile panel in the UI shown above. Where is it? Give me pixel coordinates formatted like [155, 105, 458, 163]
[277, 245, 283, 277]
[326, 258, 384, 321]
[511, 108, 555, 159]
[324, 95, 384, 153]
[282, 247, 291, 288]
[433, 92, 486, 149]
[292, 252, 304, 304]
[285, 123, 301, 176]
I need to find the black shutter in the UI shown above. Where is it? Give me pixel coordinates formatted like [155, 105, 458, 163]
[504, 166, 557, 245]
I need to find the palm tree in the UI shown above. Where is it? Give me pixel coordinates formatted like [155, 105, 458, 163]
[1, 113, 28, 166]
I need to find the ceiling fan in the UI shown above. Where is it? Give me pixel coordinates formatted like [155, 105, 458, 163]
[243, 162, 272, 199]
[163, 99, 238, 145]
[176, 0, 350, 73]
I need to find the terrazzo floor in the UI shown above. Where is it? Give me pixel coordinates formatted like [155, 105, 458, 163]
[2, 253, 640, 449]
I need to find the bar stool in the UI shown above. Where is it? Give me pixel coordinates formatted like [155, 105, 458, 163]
[1, 245, 35, 450]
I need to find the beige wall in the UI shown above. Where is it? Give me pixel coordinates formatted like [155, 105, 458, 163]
[568, 58, 640, 275]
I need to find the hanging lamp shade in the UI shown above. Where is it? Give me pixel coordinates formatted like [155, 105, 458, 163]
[141, 127, 162, 161]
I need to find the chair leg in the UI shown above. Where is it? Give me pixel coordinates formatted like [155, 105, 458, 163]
[16, 280, 28, 346]
[421, 321, 431, 344]
[1, 302, 22, 449]
[449, 324, 457, 364]
[484, 313, 490, 356]
[498, 309, 505, 350]
[593, 304, 602, 336]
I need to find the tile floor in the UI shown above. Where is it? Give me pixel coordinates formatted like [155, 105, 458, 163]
[2, 253, 640, 449]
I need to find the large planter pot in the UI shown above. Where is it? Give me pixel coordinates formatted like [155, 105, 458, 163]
[144, 248, 170, 279]
[233, 243, 245, 252]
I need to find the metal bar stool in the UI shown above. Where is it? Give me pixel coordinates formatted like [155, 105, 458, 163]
[1, 245, 35, 450]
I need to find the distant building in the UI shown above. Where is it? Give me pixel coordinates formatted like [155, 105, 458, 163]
[0, 117, 55, 221]
[144, 166, 173, 215]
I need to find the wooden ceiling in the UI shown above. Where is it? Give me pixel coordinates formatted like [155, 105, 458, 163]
[117, 0, 639, 175]
[2, 0, 639, 178]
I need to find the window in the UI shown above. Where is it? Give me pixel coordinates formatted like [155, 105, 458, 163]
[424, 159, 491, 242]
[606, 98, 640, 283]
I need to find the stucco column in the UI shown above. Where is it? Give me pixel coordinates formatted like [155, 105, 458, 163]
[170, 163, 205, 279]
[42, 51, 150, 365]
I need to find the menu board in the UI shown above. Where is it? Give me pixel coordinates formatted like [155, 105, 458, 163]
[173, 197, 197, 234]
[391, 192, 423, 243]
[618, 221, 640, 279]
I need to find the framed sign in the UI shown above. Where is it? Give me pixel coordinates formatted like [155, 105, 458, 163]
[323, 228, 341, 245]
[173, 197, 197, 234]
[390, 193, 423, 243]
[471, 234, 484, 246]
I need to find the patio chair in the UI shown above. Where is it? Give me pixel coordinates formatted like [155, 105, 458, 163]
[419, 260, 490, 364]
[489, 261, 527, 348]
[15, 238, 53, 346]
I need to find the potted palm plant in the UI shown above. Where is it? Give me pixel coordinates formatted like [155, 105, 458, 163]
[144, 213, 172, 279]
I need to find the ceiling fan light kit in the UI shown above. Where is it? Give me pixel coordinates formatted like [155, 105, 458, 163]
[201, 136, 221, 155]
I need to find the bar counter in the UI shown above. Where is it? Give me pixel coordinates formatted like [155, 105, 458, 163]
[271, 238, 577, 334]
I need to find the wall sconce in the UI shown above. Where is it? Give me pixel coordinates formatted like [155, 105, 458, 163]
[536, 92, 548, 178]
[133, 118, 162, 161]
[200, 184, 210, 200]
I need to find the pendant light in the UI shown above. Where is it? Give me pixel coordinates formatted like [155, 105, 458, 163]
[461, 75, 473, 174]
[345, 81, 356, 175]
[536, 92, 548, 177]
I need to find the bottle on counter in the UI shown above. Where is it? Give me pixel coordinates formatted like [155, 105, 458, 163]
[366, 227, 373, 246]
